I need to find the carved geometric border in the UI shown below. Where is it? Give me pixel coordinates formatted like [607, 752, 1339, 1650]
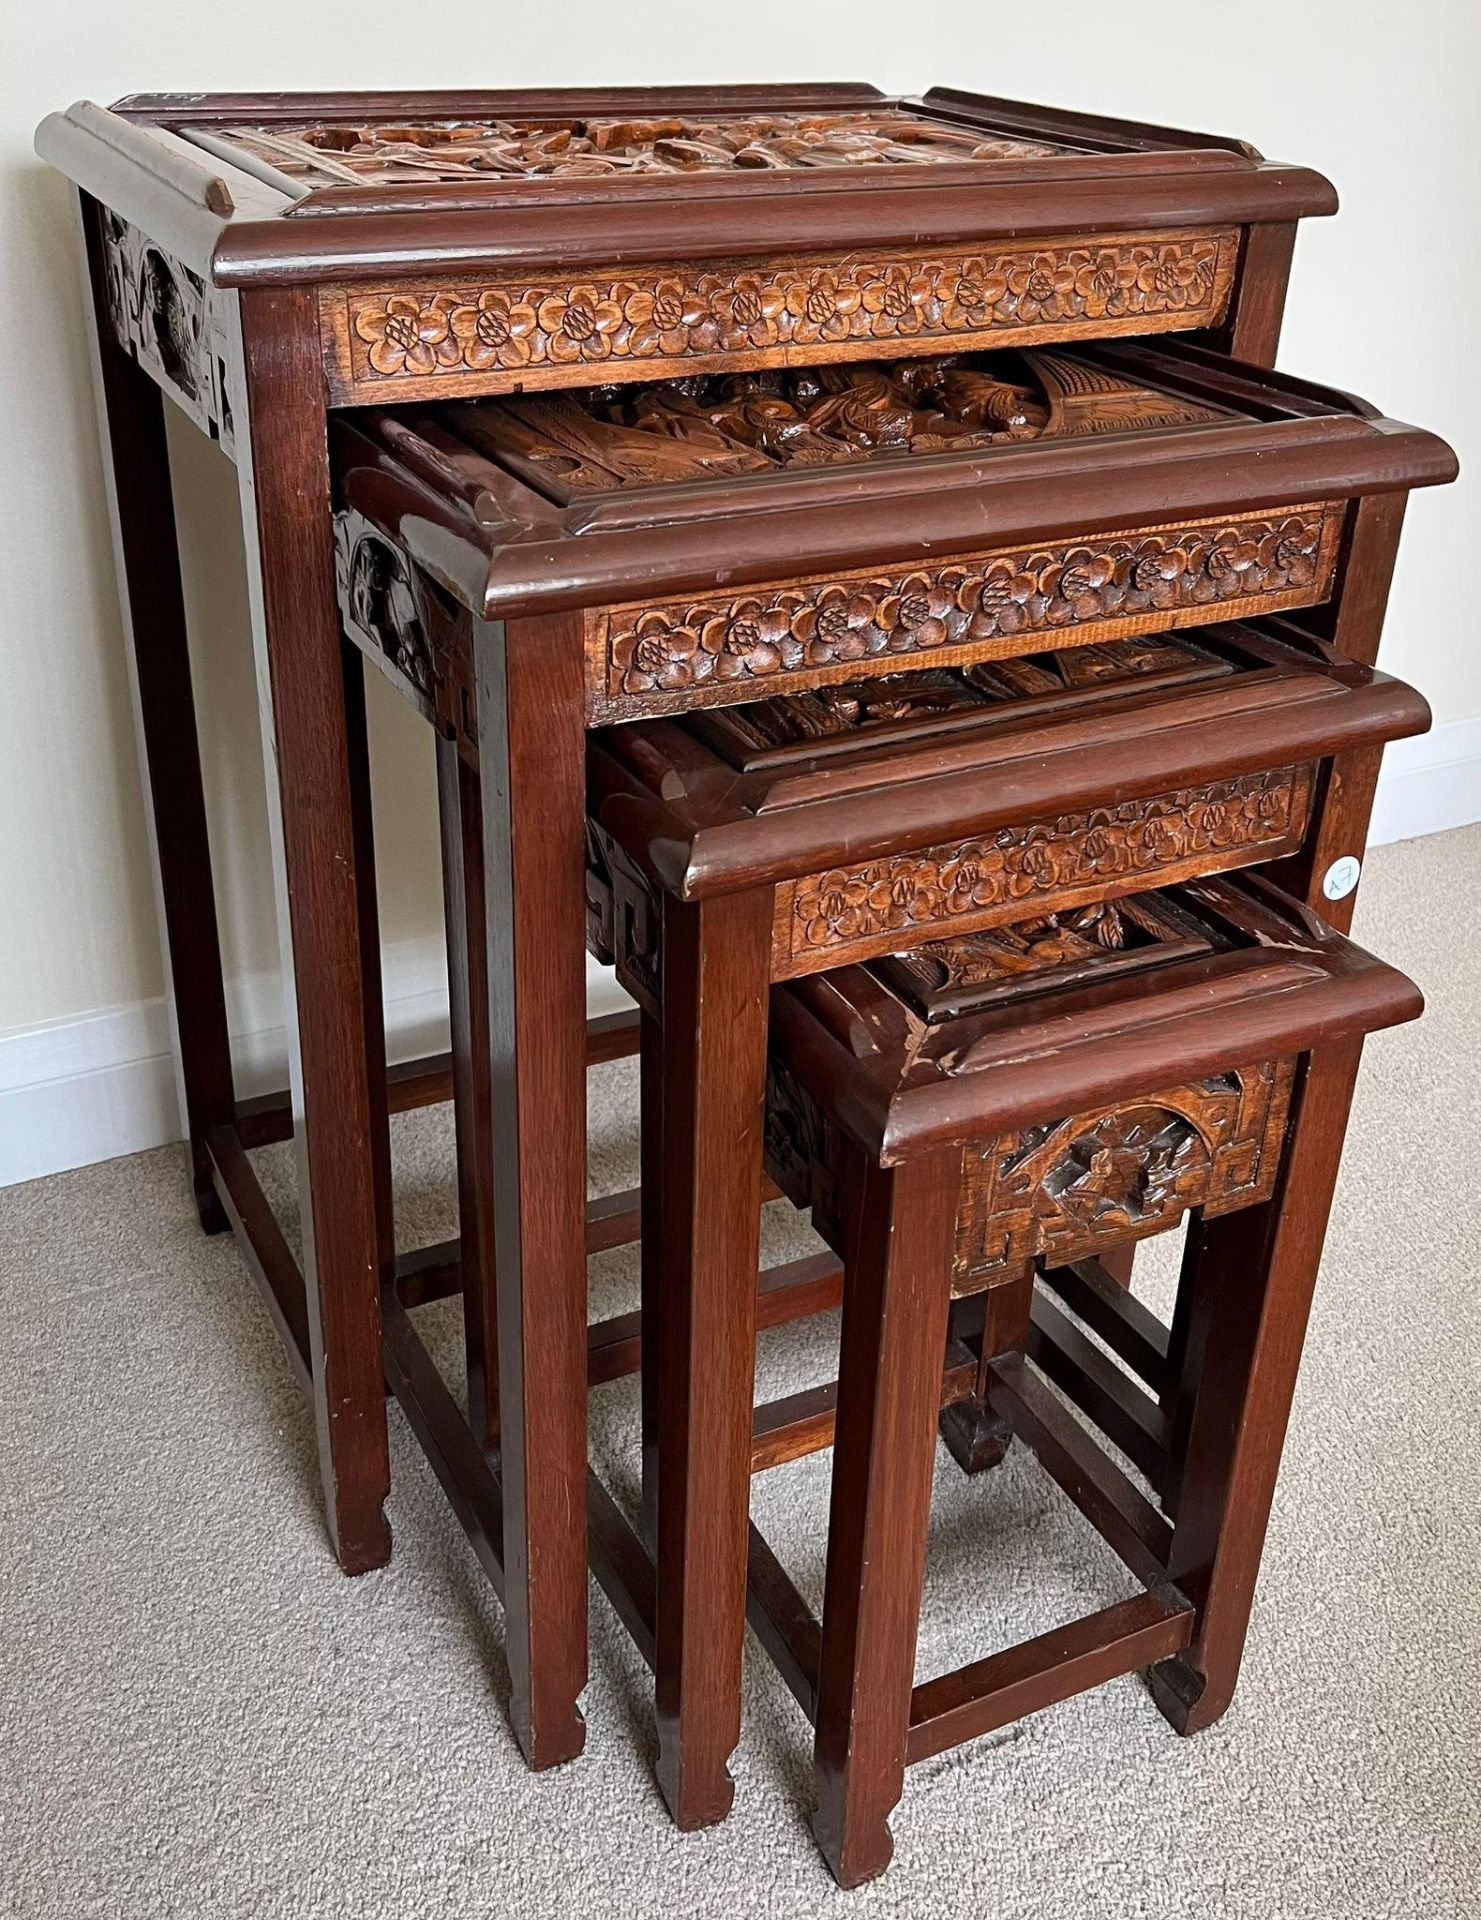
[771, 765, 1314, 977]
[321, 227, 1237, 405]
[589, 503, 1344, 723]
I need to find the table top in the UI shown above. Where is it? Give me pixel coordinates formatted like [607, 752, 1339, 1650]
[37, 87, 1338, 288]
[174, 102, 1072, 192]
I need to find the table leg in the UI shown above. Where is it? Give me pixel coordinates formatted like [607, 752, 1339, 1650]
[472, 612, 589, 1768]
[76, 192, 235, 1234]
[648, 887, 772, 1828]
[1150, 1040, 1364, 1735]
[233, 286, 392, 1574]
[437, 735, 500, 1453]
[813, 1149, 959, 1889]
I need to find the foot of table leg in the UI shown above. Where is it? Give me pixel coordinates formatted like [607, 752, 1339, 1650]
[939, 1270, 1031, 1476]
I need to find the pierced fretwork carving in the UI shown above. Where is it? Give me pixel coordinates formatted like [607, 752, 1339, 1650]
[584, 822, 663, 1016]
[763, 1052, 844, 1251]
[334, 510, 456, 731]
[99, 211, 234, 453]
[952, 1059, 1295, 1289]
[328, 231, 1238, 400]
[773, 765, 1312, 975]
[592, 503, 1342, 720]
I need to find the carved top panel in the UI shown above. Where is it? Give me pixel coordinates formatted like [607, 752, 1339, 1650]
[871, 892, 1222, 1022]
[192, 109, 1068, 189]
[453, 349, 1229, 500]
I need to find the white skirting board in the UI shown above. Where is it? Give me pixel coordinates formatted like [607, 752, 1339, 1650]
[4, 721, 1478, 1190]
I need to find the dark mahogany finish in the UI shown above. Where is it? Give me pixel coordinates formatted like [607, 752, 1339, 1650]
[36, 81, 1448, 1826]
[575, 629, 1431, 1820]
[744, 877, 1419, 1885]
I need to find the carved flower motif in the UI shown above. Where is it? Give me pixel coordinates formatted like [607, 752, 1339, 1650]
[1127, 540, 1195, 608]
[786, 270, 864, 345]
[697, 601, 797, 680]
[939, 848, 1008, 912]
[356, 296, 452, 376]
[803, 872, 877, 945]
[448, 290, 538, 370]
[1138, 811, 1189, 864]
[535, 285, 625, 362]
[1072, 248, 1139, 317]
[791, 586, 882, 665]
[878, 573, 952, 650]
[1047, 549, 1116, 617]
[860, 267, 934, 337]
[1006, 254, 1078, 325]
[1190, 795, 1239, 845]
[1009, 837, 1073, 894]
[613, 611, 706, 693]
[865, 863, 943, 931]
[1203, 528, 1269, 599]
[713, 274, 786, 351]
[938, 259, 1010, 332]
[622, 279, 711, 358]
[1082, 823, 1126, 870]
[1136, 245, 1211, 311]
[961, 561, 1044, 639]
[1270, 516, 1320, 584]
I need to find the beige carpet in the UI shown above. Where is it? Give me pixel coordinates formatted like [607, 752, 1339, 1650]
[3, 826, 1479, 1919]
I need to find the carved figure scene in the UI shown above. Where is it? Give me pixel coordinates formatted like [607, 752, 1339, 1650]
[954, 1058, 1293, 1285]
[707, 635, 1230, 753]
[872, 893, 1218, 1020]
[462, 349, 1228, 497]
[192, 109, 1065, 188]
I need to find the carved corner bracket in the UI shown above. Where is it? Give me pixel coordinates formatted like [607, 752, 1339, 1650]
[100, 210, 235, 453]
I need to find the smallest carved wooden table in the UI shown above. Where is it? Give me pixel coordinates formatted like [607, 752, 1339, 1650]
[748, 875, 1420, 1885]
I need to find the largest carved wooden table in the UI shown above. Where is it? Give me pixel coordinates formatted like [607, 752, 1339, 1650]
[38, 83, 1349, 1770]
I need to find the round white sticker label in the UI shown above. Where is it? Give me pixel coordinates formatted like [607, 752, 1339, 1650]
[1322, 855, 1362, 902]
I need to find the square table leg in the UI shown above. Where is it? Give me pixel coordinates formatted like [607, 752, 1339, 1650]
[641, 887, 773, 1827]
[76, 191, 235, 1237]
[232, 285, 393, 1575]
[1150, 1038, 1365, 1734]
[812, 1148, 960, 1889]
[470, 612, 590, 1768]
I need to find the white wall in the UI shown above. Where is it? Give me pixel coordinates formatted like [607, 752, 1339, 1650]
[929, 0, 1481, 837]
[1, 4, 1475, 1181]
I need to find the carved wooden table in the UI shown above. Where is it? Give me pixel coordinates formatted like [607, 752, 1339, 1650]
[38, 84, 1346, 1771]
[750, 874, 1421, 1884]
[337, 337, 1451, 1819]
